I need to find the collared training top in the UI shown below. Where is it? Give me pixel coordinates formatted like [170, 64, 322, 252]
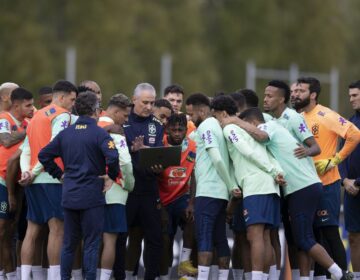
[124, 110, 164, 195]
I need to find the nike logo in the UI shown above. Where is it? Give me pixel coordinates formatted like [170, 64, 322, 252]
[321, 218, 329, 222]
[245, 217, 250, 222]
[123, 124, 130, 127]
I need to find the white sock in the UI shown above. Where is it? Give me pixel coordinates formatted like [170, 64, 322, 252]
[197, 266, 210, 280]
[300, 277, 310, 280]
[96, 268, 101, 280]
[125, 270, 134, 279]
[99, 268, 112, 280]
[210, 265, 218, 279]
[310, 270, 314, 280]
[314, 276, 327, 280]
[159, 275, 170, 280]
[49, 265, 61, 280]
[31, 266, 45, 280]
[232, 269, 244, 279]
[72, 268, 83, 280]
[21, 265, 32, 280]
[277, 270, 280, 279]
[328, 263, 343, 280]
[354, 272, 360, 280]
[168, 267, 172, 278]
[219, 269, 229, 280]
[6, 271, 17, 280]
[262, 273, 269, 280]
[269, 265, 277, 280]
[292, 269, 300, 280]
[252, 271, 263, 280]
[16, 267, 21, 280]
[244, 272, 252, 280]
[180, 248, 192, 262]
[0, 270, 4, 280]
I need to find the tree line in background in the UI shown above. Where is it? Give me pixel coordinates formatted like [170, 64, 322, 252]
[1, 0, 359, 114]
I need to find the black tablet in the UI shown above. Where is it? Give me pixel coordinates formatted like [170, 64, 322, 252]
[138, 145, 182, 169]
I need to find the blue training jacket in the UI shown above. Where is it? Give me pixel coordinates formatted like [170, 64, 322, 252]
[339, 111, 360, 186]
[124, 110, 163, 195]
[38, 116, 120, 209]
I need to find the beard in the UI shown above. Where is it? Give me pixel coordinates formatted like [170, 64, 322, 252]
[293, 96, 310, 110]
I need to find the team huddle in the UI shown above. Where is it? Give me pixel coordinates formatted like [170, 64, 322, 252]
[0, 78, 359, 280]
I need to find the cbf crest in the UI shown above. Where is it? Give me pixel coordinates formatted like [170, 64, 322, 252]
[0, 201, 8, 213]
[148, 123, 156, 136]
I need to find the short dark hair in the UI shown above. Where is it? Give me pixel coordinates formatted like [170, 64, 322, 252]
[268, 80, 290, 103]
[53, 80, 78, 95]
[237, 89, 259, 107]
[297, 77, 321, 100]
[229, 92, 246, 110]
[166, 113, 187, 128]
[154, 98, 173, 113]
[108, 93, 132, 109]
[11, 88, 33, 103]
[77, 85, 93, 95]
[239, 107, 265, 123]
[211, 95, 238, 116]
[185, 93, 210, 107]
[349, 80, 360, 90]
[38, 86, 52, 96]
[164, 84, 184, 96]
[74, 91, 99, 116]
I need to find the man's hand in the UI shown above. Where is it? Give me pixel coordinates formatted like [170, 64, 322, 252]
[275, 174, 287, 186]
[344, 178, 359, 196]
[8, 194, 17, 213]
[103, 124, 124, 135]
[131, 136, 148, 152]
[99, 174, 113, 193]
[150, 164, 164, 174]
[185, 200, 194, 222]
[226, 198, 239, 224]
[18, 171, 35, 187]
[294, 143, 309, 159]
[220, 116, 241, 128]
[315, 153, 342, 176]
[232, 187, 242, 198]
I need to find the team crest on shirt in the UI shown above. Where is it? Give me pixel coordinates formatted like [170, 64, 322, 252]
[45, 107, 56, 116]
[0, 201, 7, 213]
[108, 140, 115, 149]
[312, 123, 319, 136]
[148, 123, 156, 136]
[283, 113, 289, 120]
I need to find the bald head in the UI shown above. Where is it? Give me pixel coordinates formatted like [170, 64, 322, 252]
[0, 82, 19, 111]
[80, 80, 102, 103]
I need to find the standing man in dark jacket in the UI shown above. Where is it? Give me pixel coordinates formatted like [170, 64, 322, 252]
[124, 83, 164, 280]
[38, 91, 120, 280]
[340, 80, 360, 279]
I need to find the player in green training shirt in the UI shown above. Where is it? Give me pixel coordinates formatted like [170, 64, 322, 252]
[236, 107, 352, 280]
[185, 93, 240, 280]
[211, 95, 285, 280]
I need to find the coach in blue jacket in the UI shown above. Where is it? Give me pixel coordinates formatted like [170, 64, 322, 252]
[39, 91, 120, 280]
[124, 83, 164, 280]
